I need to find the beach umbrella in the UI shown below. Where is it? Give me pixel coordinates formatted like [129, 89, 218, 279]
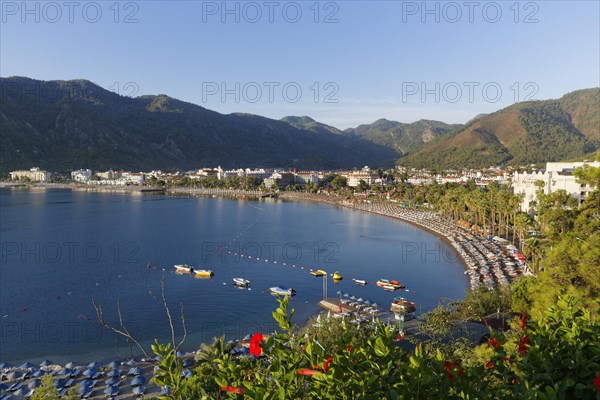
[0, 382, 7, 390]
[176, 351, 185, 358]
[343, 293, 350, 298]
[52, 379, 66, 389]
[104, 377, 120, 386]
[125, 360, 136, 366]
[56, 368, 71, 376]
[160, 386, 172, 395]
[132, 385, 145, 395]
[350, 296, 356, 301]
[182, 369, 193, 379]
[19, 362, 35, 369]
[39, 360, 53, 367]
[8, 381, 23, 391]
[130, 376, 146, 386]
[5, 371, 19, 380]
[64, 362, 78, 369]
[106, 361, 119, 369]
[82, 369, 97, 378]
[27, 379, 41, 389]
[87, 361, 102, 369]
[357, 298, 364, 303]
[103, 386, 119, 396]
[0, 362, 12, 369]
[363, 300, 371, 305]
[182, 359, 193, 367]
[106, 370, 121, 377]
[12, 388, 25, 397]
[154, 355, 162, 362]
[127, 367, 142, 376]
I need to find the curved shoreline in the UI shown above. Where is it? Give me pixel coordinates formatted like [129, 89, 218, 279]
[1, 184, 530, 289]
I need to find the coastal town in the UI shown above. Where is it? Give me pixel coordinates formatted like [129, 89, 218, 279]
[6, 159, 599, 214]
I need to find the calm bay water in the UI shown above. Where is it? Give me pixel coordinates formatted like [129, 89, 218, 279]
[0, 189, 467, 364]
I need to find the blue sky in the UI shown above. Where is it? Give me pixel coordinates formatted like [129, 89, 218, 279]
[1, 1, 599, 129]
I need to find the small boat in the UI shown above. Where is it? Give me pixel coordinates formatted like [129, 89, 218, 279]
[332, 271, 343, 280]
[270, 286, 295, 296]
[389, 280, 405, 289]
[353, 278, 367, 285]
[194, 269, 214, 277]
[174, 264, 193, 273]
[376, 279, 404, 290]
[376, 279, 390, 287]
[382, 285, 397, 291]
[233, 278, 250, 287]
[310, 269, 327, 277]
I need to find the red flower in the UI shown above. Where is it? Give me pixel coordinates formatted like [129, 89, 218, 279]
[346, 345, 353, 352]
[518, 336, 531, 355]
[502, 357, 514, 363]
[297, 368, 320, 376]
[249, 332, 263, 357]
[397, 333, 403, 341]
[323, 357, 333, 373]
[521, 313, 526, 329]
[220, 386, 247, 394]
[444, 361, 463, 381]
[593, 373, 600, 393]
[485, 360, 494, 370]
[487, 337, 500, 350]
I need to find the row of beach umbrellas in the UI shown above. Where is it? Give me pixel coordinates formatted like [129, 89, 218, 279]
[336, 291, 379, 308]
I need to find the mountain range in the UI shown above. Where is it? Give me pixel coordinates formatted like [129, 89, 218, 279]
[0, 77, 598, 174]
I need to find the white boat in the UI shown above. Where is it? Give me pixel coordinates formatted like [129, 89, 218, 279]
[353, 278, 367, 285]
[269, 286, 295, 296]
[174, 264, 193, 273]
[233, 278, 250, 287]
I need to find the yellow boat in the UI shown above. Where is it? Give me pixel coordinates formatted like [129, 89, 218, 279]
[194, 269, 214, 277]
[332, 271, 343, 280]
[310, 269, 327, 277]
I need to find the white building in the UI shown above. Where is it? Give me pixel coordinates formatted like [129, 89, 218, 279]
[512, 161, 599, 213]
[9, 167, 51, 182]
[71, 169, 92, 183]
[343, 166, 379, 187]
[121, 172, 146, 185]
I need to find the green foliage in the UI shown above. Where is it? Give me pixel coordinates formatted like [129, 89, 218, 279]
[151, 340, 185, 399]
[31, 375, 78, 400]
[0, 77, 398, 175]
[155, 292, 600, 399]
